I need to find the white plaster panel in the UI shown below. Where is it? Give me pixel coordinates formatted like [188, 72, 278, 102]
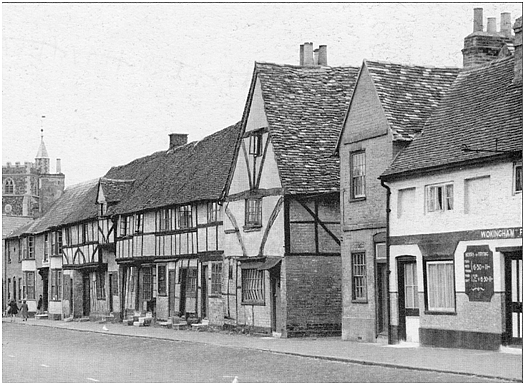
[21, 259, 36, 271]
[143, 234, 155, 256]
[257, 138, 282, 190]
[405, 316, 420, 343]
[245, 78, 269, 132]
[49, 255, 62, 269]
[144, 212, 155, 233]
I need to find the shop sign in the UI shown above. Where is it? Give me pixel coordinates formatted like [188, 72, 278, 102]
[479, 227, 522, 239]
[464, 245, 494, 302]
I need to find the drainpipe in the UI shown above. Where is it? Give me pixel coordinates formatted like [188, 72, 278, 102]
[380, 179, 392, 345]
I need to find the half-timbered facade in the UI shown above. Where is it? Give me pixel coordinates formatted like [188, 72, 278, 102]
[223, 46, 358, 337]
[102, 124, 241, 323]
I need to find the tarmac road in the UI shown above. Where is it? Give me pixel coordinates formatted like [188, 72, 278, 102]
[2, 323, 500, 383]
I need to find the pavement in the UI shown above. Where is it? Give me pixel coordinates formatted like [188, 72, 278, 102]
[3, 316, 523, 382]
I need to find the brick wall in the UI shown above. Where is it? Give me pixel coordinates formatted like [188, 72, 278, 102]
[284, 255, 342, 337]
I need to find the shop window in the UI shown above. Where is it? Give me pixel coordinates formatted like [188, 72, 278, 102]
[245, 198, 262, 227]
[350, 151, 366, 199]
[514, 163, 522, 194]
[425, 261, 455, 313]
[158, 265, 167, 296]
[242, 268, 264, 304]
[142, 267, 153, 301]
[24, 271, 35, 300]
[50, 270, 62, 301]
[211, 262, 222, 295]
[249, 131, 263, 157]
[404, 262, 419, 315]
[207, 202, 220, 223]
[351, 252, 367, 302]
[96, 271, 106, 299]
[178, 205, 192, 229]
[426, 183, 453, 212]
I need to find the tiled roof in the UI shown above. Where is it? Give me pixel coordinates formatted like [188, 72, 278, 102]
[7, 179, 99, 237]
[104, 122, 242, 215]
[254, 62, 358, 194]
[99, 178, 135, 203]
[365, 60, 460, 140]
[382, 56, 522, 178]
[2, 215, 34, 238]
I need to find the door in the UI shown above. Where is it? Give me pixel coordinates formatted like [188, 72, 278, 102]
[169, 270, 176, 317]
[69, 277, 73, 315]
[201, 265, 208, 319]
[13, 278, 16, 302]
[270, 267, 281, 333]
[179, 268, 187, 316]
[42, 272, 49, 312]
[108, 273, 114, 313]
[505, 251, 523, 345]
[376, 262, 388, 336]
[82, 274, 90, 317]
[397, 258, 419, 342]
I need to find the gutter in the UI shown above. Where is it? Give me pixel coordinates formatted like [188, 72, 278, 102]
[380, 179, 392, 345]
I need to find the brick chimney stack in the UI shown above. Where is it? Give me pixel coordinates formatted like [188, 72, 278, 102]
[462, 8, 515, 68]
[299, 43, 328, 66]
[169, 133, 188, 150]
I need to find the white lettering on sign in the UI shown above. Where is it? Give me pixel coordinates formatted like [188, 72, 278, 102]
[480, 228, 522, 239]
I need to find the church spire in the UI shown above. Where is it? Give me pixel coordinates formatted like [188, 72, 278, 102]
[35, 125, 50, 174]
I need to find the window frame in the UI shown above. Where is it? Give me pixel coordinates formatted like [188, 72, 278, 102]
[514, 162, 522, 194]
[426, 183, 454, 213]
[142, 266, 153, 301]
[403, 261, 419, 316]
[249, 131, 263, 157]
[241, 268, 265, 305]
[43, 233, 49, 262]
[4, 178, 15, 194]
[210, 262, 222, 296]
[245, 198, 262, 227]
[424, 259, 456, 314]
[178, 205, 192, 230]
[351, 252, 367, 302]
[50, 269, 62, 301]
[350, 151, 366, 200]
[135, 213, 144, 234]
[24, 271, 35, 300]
[207, 202, 220, 224]
[185, 267, 198, 297]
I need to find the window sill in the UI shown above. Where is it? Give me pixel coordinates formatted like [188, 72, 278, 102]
[241, 301, 265, 306]
[209, 293, 222, 298]
[351, 299, 368, 304]
[349, 197, 366, 203]
[424, 310, 456, 316]
[243, 225, 262, 232]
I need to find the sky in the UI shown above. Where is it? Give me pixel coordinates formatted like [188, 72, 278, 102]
[2, 3, 523, 187]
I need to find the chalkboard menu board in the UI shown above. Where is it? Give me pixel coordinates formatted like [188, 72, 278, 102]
[464, 245, 494, 302]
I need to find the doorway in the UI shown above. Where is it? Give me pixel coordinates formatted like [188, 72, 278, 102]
[270, 267, 281, 334]
[505, 251, 522, 345]
[82, 274, 90, 317]
[397, 257, 419, 342]
[13, 278, 17, 301]
[108, 273, 114, 313]
[376, 262, 388, 336]
[179, 268, 187, 315]
[201, 265, 208, 319]
[168, 270, 176, 317]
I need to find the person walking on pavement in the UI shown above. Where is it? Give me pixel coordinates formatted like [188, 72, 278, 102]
[20, 300, 29, 321]
[37, 295, 43, 315]
[7, 298, 19, 322]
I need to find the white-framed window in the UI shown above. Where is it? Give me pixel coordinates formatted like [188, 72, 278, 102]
[211, 262, 222, 295]
[120, 215, 133, 236]
[242, 268, 264, 304]
[350, 151, 366, 199]
[514, 162, 522, 194]
[426, 261, 455, 312]
[404, 262, 419, 311]
[158, 208, 173, 232]
[249, 132, 263, 157]
[207, 202, 220, 223]
[426, 183, 454, 212]
[4, 178, 14, 194]
[245, 198, 262, 227]
[24, 271, 35, 300]
[351, 252, 367, 302]
[43, 233, 49, 262]
[178, 205, 192, 229]
[28, 236, 35, 260]
[135, 213, 144, 234]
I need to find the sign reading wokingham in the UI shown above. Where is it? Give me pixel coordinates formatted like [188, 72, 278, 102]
[464, 245, 494, 302]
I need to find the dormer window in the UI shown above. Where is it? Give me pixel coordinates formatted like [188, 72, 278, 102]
[4, 178, 14, 194]
[249, 132, 263, 157]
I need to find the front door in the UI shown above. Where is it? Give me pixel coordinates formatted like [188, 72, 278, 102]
[13, 278, 16, 302]
[201, 265, 208, 319]
[82, 274, 90, 317]
[505, 251, 522, 345]
[168, 270, 176, 317]
[179, 268, 187, 316]
[376, 262, 388, 336]
[108, 273, 114, 313]
[270, 268, 281, 333]
[397, 258, 419, 342]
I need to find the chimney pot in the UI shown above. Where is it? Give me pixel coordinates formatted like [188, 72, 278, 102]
[318, 45, 328, 66]
[6, 162, 11, 168]
[501, 12, 512, 37]
[487, 17, 497, 33]
[313, 48, 319, 65]
[303, 42, 314, 66]
[56, 159, 62, 174]
[169, 133, 188, 150]
[299, 44, 305, 66]
[473, 8, 483, 32]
